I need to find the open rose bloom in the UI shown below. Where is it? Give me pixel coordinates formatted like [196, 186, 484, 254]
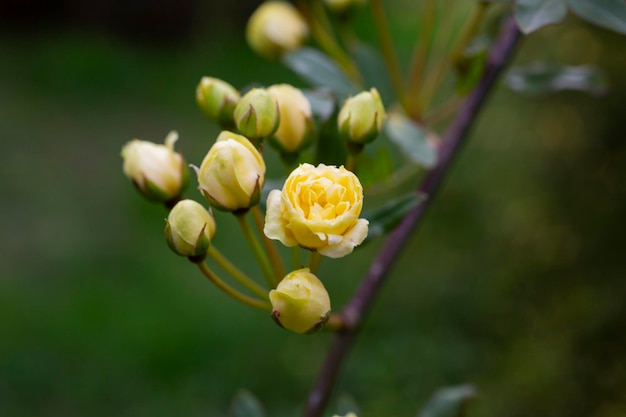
[264, 163, 369, 258]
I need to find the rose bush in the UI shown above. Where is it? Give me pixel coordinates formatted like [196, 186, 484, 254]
[264, 163, 369, 258]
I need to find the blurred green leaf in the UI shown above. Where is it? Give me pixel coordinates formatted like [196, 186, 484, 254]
[356, 147, 395, 187]
[351, 43, 394, 104]
[567, 0, 626, 35]
[384, 113, 437, 168]
[230, 389, 265, 417]
[417, 385, 476, 417]
[315, 123, 347, 166]
[515, 0, 567, 33]
[505, 63, 608, 95]
[363, 192, 425, 242]
[303, 89, 336, 124]
[334, 394, 361, 417]
[282, 48, 360, 100]
[455, 37, 489, 95]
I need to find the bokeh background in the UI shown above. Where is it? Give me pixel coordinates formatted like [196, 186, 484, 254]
[1, 1, 625, 416]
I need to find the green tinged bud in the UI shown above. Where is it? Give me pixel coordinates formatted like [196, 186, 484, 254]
[337, 88, 386, 147]
[121, 131, 188, 204]
[196, 130, 266, 212]
[267, 84, 316, 155]
[270, 268, 331, 334]
[234, 88, 280, 141]
[165, 199, 216, 259]
[246, 1, 309, 60]
[196, 77, 240, 128]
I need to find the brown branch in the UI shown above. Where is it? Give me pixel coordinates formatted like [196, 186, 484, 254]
[303, 16, 522, 417]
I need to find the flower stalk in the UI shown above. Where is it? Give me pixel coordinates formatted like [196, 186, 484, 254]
[236, 212, 280, 288]
[194, 261, 271, 311]
[369, 0, 409, 111]
[252, 205, 286, 280]
[207, 246, 268, 299]
[307, 251, 324, 274]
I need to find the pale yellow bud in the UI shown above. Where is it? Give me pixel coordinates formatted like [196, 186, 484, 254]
[332, 413, 358, 417]
[165, 199, 216, 259]
[197, 131, 266, 212]
[234, 88, 280, 141]
[121, 131, 188, 204]
[267, 84, 316, 155]
[196, 77, 240, 128]
[338, 88, 386, 148]
[270, 268, 331, 334]
[246, 1, 309, 59]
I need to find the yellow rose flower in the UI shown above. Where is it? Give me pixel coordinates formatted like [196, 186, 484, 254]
[264, 163, 368, 258]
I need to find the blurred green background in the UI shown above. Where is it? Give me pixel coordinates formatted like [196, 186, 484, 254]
[1, 1, 625, 416]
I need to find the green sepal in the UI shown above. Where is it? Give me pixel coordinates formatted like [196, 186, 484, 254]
[192, 223, 212, 257]
[139, 176, 174, 203]
[199, 187, 232, 212]
[305, 311, 330, 335]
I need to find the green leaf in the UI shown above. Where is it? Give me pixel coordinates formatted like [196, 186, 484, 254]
[282, 48, 360, 100]
[315, 121, 347, 166]
[384, 113, 437, 169]
[334, 394, 361, 417]
[505, 63, 608, 96]
[351, 43, 394, 104]
[417, 385, 476, 417]
[355, 147, 395, 187]
[363, 192, 425, 242]
[230, 389, 265, 417]
[567, 0, 626, 35]
[303, 89, 336, 124]
[515, 0, 567, 34]
[455, 37, 489, 95]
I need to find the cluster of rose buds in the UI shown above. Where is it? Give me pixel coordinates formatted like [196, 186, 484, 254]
[121, 0, 386, 336]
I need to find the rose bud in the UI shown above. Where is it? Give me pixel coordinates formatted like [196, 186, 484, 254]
[267, 84, 316, 156]
[337, 88, 386, 149]
[196, 77, 240, 128]
[234, 88, 280, 141]
[165, 199, 216, 259]
[196, 130, 266, 212]
[270, 268, 331, 334]
[121, 131, 188, 205]
[246, 1, 309, 60]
